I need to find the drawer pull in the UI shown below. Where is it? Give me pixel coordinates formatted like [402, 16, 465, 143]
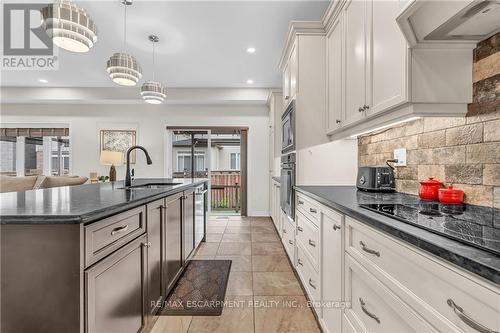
[283, 229, 287, 234]
[142, 242, 152, 248]
[309, 208, 317, 214]
[298, 200, 304, 205]
[297, 226, 303, 232]
[298, 258, 304, 266]
[308, 239, 316, 247]
[359, 241, 380, 257]
[308, 279, 316, 289]
[111, 225, 129, 236]
[447, 299, 497, 333]
[359, 298, 380, 324]
[333, 224, 341, 231]
[288, 240, 293, 245]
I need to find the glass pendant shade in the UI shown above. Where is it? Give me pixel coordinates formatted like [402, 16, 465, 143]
[41, 0, 97, 53]
[106, 53, 142, 86]
[141, 81, 167, 104]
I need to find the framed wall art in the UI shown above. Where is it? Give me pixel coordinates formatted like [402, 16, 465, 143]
[100, 129, 137, 164]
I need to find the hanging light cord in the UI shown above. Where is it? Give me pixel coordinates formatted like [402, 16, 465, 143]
[123, 2, 127, 52]
[152, 40, 156, 81]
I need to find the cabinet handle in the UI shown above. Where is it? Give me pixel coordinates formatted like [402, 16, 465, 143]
[336, 119, 341, 124]
[358, 106, 365, 112]
[111, 225, 129, 236]
[158, 204, 166, 211]
[298, 258, 304, 266]
[359, 241, 380, 257]
[309, 208, 317, 214]
[308, 239, 316, 247]
[285, 96, 290, 100]
[359, 298, 380, 324]
[283, 228, 287, 234]
[308, 279, 316, 289]
[142, 242, 152, 248]
[333, 224, 341, 231]
[297, 226, 303, 232]
[447, 299, 496, 333]
[298, 200, 304, 205]
[363, 105, 370, 110]
[288, 239, 293, 245]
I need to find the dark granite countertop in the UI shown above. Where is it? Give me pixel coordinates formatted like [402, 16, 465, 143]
[272, 176, 281, 183]
[295, 186, 500, 285]
[0, 178, 208, 225]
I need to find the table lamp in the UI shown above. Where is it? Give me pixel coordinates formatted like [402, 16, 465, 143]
[100, 150, 123, 182]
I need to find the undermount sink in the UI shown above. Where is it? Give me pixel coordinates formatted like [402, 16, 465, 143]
[121, 182, 182, 190]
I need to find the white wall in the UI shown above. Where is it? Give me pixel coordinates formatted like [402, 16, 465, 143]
[296, 139, 358, 185]
[0, 103, 270, 216]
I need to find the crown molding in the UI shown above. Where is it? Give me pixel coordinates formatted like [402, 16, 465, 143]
[266, 89, 282, 106]
[278, 21, 326, 71]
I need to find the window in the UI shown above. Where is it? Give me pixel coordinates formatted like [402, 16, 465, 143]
[0, 127, 70, 176]
[230, 153, 240, 170]
[176, 151, 205, 172]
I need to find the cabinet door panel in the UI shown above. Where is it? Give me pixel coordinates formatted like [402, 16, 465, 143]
[147, 199, 164, 316]
[283, 62, 291, 106]
[368, 0, 408, 115]
[85, 235, 147, 333]
[289, 43, 298, 99]
[321, 210, 343, 333]
[326, 15, 344, 132]
[166, 194, 183, 292]
[344, 0, 367, 126]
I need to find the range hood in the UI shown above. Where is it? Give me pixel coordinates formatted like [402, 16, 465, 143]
[397, 0, 500, 48]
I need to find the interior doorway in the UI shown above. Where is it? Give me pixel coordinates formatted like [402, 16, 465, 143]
[165, 126, 248, 216]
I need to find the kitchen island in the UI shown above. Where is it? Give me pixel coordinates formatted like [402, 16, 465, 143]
[0, 178, 208, 333]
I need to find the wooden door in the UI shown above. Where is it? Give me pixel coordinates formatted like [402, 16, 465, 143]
[368, 0, 408, 116]
[326, 14, 344, 133]
[343, 0, 368, 126]
[85, 235, 147, 333]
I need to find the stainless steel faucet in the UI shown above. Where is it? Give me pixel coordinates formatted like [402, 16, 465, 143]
[125, 145, 152, 187]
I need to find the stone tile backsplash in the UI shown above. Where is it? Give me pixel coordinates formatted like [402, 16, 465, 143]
[358, 33, 499, 208]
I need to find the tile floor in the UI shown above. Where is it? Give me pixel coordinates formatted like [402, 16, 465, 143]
[151, 216, 321, 333]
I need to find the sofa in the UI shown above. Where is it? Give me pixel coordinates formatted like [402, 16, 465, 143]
[0, 175, 88, 193]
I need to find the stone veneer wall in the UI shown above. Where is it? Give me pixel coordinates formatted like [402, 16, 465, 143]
[358, 33, 499, 208]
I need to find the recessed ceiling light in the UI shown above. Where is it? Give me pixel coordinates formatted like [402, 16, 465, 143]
[38, 79, 48, 83]
[246, 47, 256, 54]
[246, 79, 254, 84]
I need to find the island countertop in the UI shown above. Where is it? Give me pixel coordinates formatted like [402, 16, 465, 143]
[0, 178, 208, 225]
[295, 185, 500, 285]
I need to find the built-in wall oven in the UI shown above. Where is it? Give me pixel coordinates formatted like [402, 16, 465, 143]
[281, 101, 295, 154]
[280, 152, 296, 219]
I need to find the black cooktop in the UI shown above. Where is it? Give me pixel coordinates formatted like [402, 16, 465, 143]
[360, 203, 500, 256]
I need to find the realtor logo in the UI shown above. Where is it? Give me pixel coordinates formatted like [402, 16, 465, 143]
[2, 3, 58, 70]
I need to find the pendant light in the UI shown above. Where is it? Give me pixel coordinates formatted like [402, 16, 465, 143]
[140, 35, 167, 104]
[41, 0, 97, 53]
[106, 0, 141, 86]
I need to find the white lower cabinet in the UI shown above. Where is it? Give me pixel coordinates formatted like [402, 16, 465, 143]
[295, 192, 500, 333]
[321, 207, 343, 333]
[345, 254, 435, 333]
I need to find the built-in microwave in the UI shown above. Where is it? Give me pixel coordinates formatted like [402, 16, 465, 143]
[281, 101, 295, 154]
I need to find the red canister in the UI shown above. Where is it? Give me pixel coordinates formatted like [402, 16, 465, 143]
[419, 177, 443, 201]
[439, 185, 464, 204]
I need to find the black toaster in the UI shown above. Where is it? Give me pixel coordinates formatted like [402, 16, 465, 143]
[357, 166, 395, 192]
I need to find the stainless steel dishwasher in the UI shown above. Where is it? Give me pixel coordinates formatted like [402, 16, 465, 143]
[194, 185, 207, 249]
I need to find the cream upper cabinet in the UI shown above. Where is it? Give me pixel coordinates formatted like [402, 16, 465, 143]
[343, 0, 369, 127]
[289, 43, 298, 102]
[367, 0, 408, 116]
[283, 62, 291, 107]
[326, 14, 344, 132]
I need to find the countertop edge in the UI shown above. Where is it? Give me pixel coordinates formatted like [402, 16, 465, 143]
[295, 186, 500, 286]
[0, 179, 208, 225]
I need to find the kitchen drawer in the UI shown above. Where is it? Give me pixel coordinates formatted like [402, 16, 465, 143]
[296, 211, 320, 270]
[345, 254, 435, 333]
[297, 242, 321, 308]
[345, 216, 500, 333]
[85, 206, 146, 267]
[282, 214, 295, 263]
[296, 193, 320, 226]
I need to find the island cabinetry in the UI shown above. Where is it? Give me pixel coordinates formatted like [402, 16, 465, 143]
[146, 198, 166, 318]
[85, 235, 148, 333]
[165, 192, 184, 293]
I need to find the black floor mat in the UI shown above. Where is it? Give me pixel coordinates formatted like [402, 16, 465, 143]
[159, 260, 232, 316]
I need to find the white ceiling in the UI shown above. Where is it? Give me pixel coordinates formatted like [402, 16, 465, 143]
[1, 0, 329, 88]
